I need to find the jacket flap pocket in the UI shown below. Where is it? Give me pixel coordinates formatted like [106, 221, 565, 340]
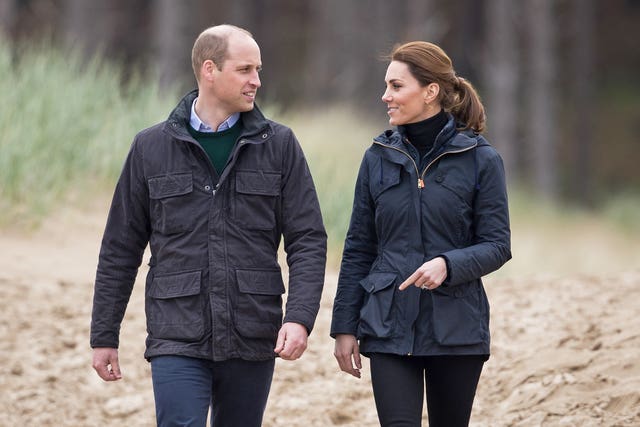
[150, 270, 201, 299]
[236, 170, 280, 196]
[236, 269, 285, 295]
[359, 272, 397, 293]
[371, 159, 401, 199]
[148, 172, 193, 199]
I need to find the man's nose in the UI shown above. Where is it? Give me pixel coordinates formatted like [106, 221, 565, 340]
[251, 72, 261, 88]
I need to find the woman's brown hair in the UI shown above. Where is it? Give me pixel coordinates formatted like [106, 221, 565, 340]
[390, 41, 486, 133]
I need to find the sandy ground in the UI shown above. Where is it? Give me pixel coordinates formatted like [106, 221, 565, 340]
[1, 200, 639, 427]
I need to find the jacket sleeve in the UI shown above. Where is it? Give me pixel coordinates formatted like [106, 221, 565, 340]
[90, 138, 151, 348]
[440, 145, 511, 285]
[330, 154, 378, 337]
[279, 129, 327, 334]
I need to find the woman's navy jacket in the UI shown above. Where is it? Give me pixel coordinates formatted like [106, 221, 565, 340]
[331, 115, 511, 357]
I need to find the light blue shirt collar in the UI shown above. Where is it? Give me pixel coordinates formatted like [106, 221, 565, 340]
[190, 98, 240, 132]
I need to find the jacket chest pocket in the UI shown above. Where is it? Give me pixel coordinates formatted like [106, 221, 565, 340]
[370, 159, 402, 203]
[233, 170, 281, 230]
[148, 172, 196, 235]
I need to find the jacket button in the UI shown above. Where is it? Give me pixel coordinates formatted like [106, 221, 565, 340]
[261, 133, 268, 139]
[435, 174, 444, 183]
[204, 185, 211, 191]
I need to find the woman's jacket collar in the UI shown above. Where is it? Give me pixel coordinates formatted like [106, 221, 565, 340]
[373, 113, 479, 155]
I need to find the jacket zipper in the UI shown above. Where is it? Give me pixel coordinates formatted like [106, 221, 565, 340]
[373, 141, 423, 188]
[373, 140, 478, 188]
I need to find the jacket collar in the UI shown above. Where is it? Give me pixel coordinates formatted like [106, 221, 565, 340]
[163, 89, 271, 141]
[373, 113, 479, 157]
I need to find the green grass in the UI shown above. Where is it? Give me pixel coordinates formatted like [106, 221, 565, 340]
[0, 38, 178, 226]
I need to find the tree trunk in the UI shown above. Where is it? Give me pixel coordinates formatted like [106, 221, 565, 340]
[527, 0, 557, 199]
[484, 0, 518, 181]
[570, 0, 595, 205]
[0, 0, 16, 38]
[153, 0, 195, 90]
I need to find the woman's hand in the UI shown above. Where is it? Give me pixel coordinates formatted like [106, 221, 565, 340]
[334, 334, 362, 378]
[399, 257, 447, 291]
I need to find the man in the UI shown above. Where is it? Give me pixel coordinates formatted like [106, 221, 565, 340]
[90, 25, 327, 426]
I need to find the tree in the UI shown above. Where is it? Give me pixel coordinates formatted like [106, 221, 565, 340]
[0, 0, 16, 38]
[526, 0, 557, 199]
[483, 0, 518, 181]
[569, 0, 595, 205]
[152, 0, 196, 90]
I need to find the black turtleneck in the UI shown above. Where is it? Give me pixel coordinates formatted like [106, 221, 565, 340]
[399, 109, 448, 160]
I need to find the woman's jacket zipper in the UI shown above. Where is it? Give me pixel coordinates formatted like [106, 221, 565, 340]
[373, 140, 478, 188]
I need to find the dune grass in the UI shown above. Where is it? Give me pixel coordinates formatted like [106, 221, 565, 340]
[0, 38, 177, 226]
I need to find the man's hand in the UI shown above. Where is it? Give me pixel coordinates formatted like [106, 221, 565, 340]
[334, 334, 362, 378]
[92, 347, 122, 381]
[274, 322, 308, 360]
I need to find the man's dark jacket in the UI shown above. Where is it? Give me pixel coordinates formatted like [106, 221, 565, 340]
[331, 115, 511, 357]
[91, 90, 327, 361]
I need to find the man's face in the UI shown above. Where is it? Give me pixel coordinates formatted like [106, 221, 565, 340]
[211, 34, 262, 115]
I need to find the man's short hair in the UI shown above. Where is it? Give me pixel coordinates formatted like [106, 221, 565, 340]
[191, 25, 253, 82]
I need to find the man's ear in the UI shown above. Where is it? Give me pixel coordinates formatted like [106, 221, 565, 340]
[201, 59, 217, 82]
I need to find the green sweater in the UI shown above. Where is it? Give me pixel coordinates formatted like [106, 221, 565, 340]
[188, 118, 243, 174]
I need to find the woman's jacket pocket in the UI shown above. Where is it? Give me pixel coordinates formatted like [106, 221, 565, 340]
[431, 281, 487, 346]
[357, 272, 397, 339]
[234, 269, 285, 340]
[370, 159, 401, 202]
[147, 270, 204, 341]
[148, 172, 196, 234]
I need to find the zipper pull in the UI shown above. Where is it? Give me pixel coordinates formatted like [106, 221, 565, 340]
[418, 178, 425, 189]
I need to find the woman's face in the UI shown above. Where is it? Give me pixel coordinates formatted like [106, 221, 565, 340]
[382, 61, 437, 126]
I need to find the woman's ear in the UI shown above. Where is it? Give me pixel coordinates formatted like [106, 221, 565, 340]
[424, 82, 440, 103]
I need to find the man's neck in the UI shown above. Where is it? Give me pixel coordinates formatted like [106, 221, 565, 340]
[194, 94, 235, 131]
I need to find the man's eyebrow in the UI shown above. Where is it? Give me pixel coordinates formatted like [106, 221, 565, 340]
[235, 63, 261, 69]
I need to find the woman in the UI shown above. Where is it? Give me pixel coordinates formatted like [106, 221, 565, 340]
[331, 41, 511, 427]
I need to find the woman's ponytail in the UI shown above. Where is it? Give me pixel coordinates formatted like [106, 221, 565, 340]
[451, 76, 486, 134]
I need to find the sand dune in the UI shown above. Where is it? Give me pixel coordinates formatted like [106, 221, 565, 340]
[1, 204, 639, 426]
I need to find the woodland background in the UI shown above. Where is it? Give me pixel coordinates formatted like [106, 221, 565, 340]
[1, 0, 639, 207]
